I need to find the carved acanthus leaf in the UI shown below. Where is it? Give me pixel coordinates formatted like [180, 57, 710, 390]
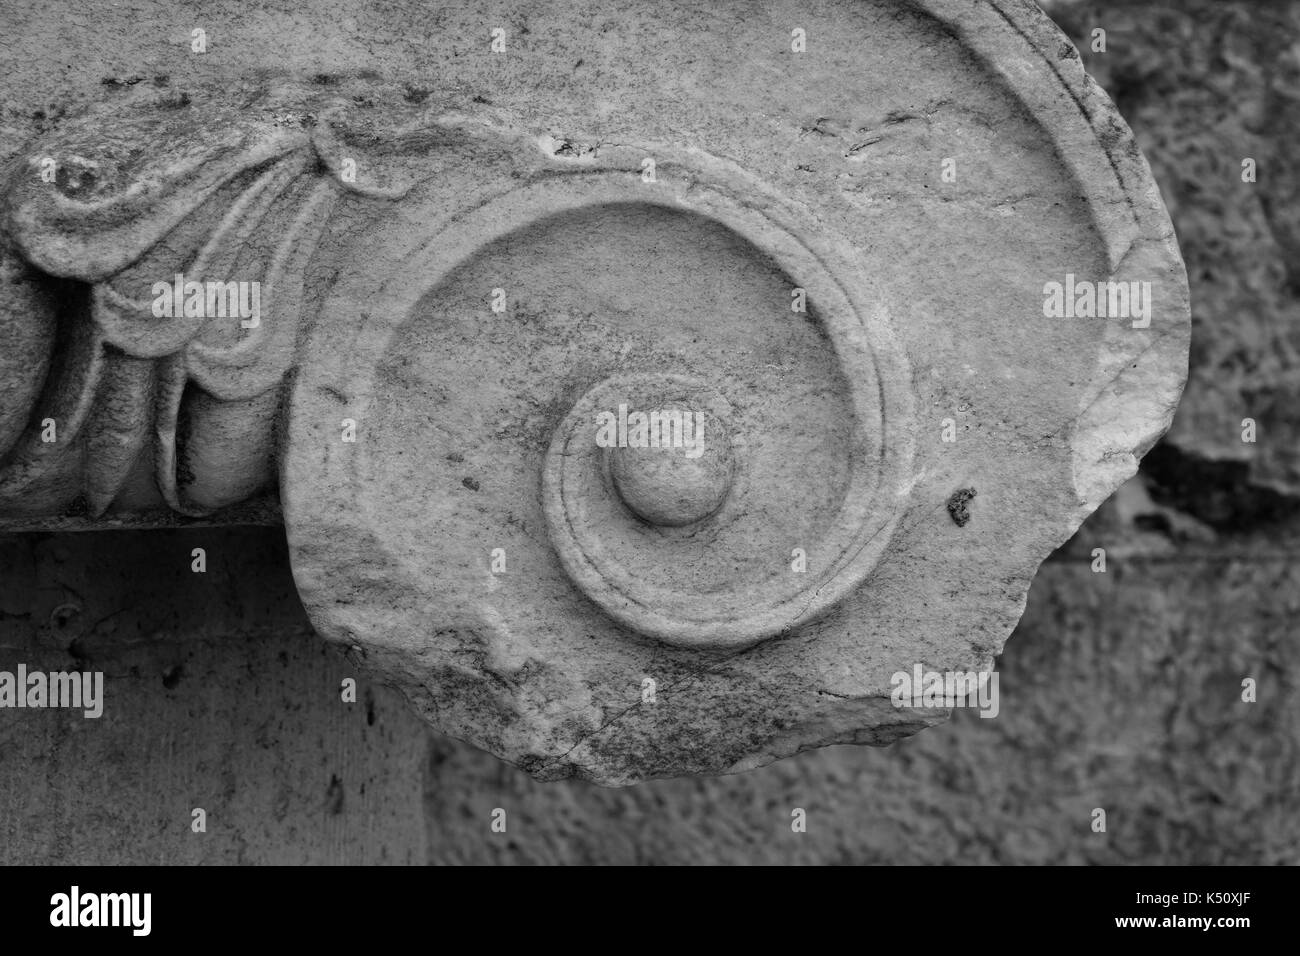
[0, 83, 435, 518]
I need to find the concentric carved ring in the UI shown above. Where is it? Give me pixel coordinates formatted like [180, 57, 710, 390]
[289, 150, 915, 653]
[536, 192, 909, 649]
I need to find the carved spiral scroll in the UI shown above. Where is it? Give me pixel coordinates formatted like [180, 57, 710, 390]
[289, 152, 915, 649]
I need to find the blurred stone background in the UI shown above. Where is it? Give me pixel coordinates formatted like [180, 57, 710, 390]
[1, 0, 1297, 863]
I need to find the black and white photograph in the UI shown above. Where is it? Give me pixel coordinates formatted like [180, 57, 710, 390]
[0, 0, 1290, 922]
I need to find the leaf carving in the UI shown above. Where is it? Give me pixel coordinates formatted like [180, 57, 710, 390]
[0, 84, 434, 517]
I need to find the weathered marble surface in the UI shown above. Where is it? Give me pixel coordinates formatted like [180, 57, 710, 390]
[0, 0, 1190, 783]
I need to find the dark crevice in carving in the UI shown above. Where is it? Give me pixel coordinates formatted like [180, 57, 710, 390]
[172, 381, 199, 495]
[0, 271, 87, 471]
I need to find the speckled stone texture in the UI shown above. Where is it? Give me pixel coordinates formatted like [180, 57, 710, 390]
[5, 0, 1291, 861]
[0, 0, 1191, 783]
[268, 0, 1187, 781]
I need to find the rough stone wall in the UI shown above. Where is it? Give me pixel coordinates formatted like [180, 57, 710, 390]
[4, 514, 1295, 865]
[2, 0, 1297, 864]
[0, 529, 428, 865]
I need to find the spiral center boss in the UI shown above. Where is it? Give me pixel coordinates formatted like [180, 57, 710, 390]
[604, 400, 735, 528]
